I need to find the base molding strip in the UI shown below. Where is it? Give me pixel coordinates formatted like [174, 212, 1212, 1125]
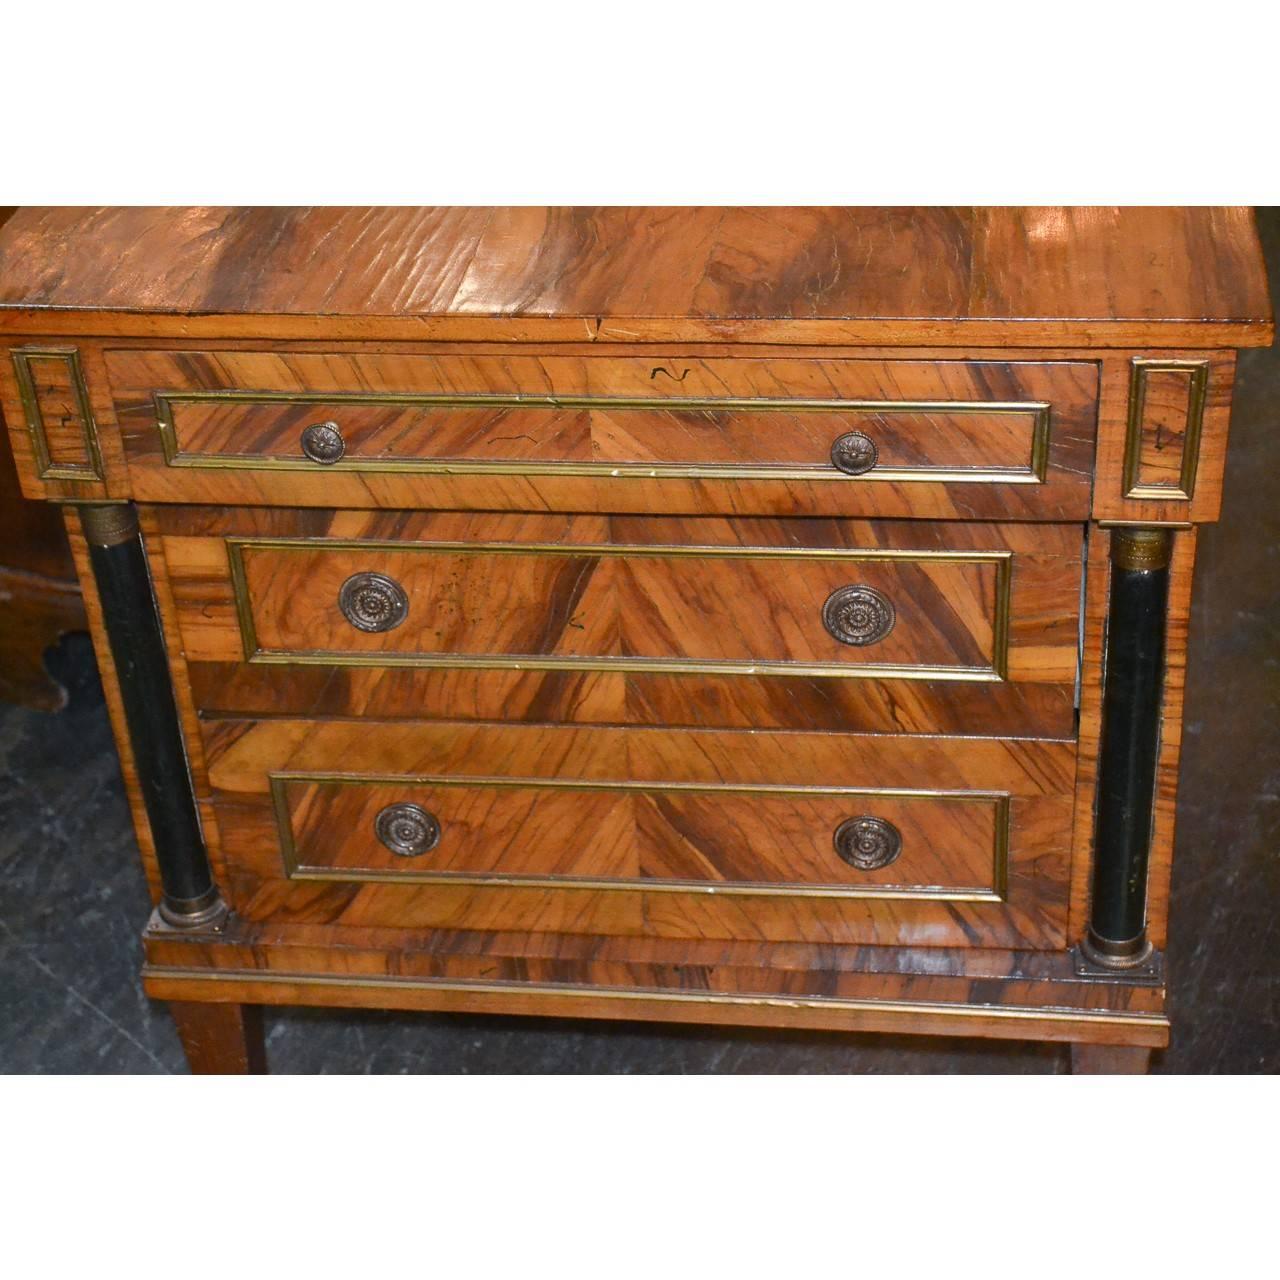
[142, 966, 1170, 1048]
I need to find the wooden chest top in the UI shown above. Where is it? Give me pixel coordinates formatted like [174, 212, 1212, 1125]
[0, 206, 1271, 348]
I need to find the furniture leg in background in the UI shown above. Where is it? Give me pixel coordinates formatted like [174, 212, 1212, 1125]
[0, 403, 85, 710]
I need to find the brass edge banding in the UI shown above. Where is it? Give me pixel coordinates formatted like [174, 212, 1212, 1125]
[248, 653, 1006, 682]
[1097, 520, 1193, 530]
[139, 965, 1171, 1031]
[268, 772, 1012, 903]
[225, 538, 1014, 683]
[13, 346, 105, 482]
[156, 392, 1052, 485]
[1122, 358, 1209, 502]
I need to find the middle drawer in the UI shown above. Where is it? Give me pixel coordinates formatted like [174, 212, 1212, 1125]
[230, 539, 1005, 678]
[155, 509, 1084, 737]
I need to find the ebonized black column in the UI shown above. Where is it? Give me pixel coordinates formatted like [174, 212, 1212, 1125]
[1084, 527, 1173, 968]
[79, 503, 224, 927]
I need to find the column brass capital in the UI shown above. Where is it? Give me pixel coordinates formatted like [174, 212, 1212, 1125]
[1110, 527, 1173, 572]
[79, 502, 139, 548]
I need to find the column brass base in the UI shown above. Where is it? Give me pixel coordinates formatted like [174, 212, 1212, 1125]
[157, 888, 229, 931]
[1073, 939, 1164, 984]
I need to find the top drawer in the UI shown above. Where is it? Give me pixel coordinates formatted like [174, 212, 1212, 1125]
[105, 351, 1099, 519]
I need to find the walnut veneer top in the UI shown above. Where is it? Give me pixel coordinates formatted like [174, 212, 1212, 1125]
[0, 207, 1271, 347]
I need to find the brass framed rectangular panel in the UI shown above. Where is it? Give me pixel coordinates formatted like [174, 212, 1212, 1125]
[270, 772, 1012, 902]
[225, 537, 1016, 683]
[11, 346, 104, 481]
[151, 389, 1052, 486]
[1122, 358, 1210, 501]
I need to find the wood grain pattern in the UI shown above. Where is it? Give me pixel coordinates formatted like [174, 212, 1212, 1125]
[1092, 351, 1236, 524]
[105, 349, 1098, 520]
[0, 342, 131, 502]
[1125, 361, 1206, 496]
[1069, 1043, 1152, 1073]
[167, 1000, 265, 1074]
[0, 207, 1270, 348]
[233, 542, 1003, 675]
[198, 718, 1075, 949]
[5, 206, 1258, 1064]
[157, 507, 1083, 735]
[278, 775, 1006, 897]
[9, 348, 99, 477]
[183, 662, 1076, 738]
[142, 915, 1168, 1048]
[0, 338, 1236, 524]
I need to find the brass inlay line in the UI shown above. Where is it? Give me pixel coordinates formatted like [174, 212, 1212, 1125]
[155, 390, 1052, 485]
[141, 966, 1170, 1032]
[1122, 359, 1209, 502]
[12, 347, 105, 482]
[268, 771, 1012, 903]
[226, 538, 1014, 684]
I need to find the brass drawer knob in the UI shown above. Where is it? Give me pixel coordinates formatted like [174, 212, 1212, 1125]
[375, 802, 440, 857]
[833, 816, 902, 871]
[339, 571, 409, 632]
[830, 430, 878, 475]
[300, 421, 346, 464]
[822, 584, 895, 646]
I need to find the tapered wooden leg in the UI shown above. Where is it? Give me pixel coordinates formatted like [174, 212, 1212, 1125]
[1070, 1043, 1152, 1074]
[169, 1001, 267, 1074]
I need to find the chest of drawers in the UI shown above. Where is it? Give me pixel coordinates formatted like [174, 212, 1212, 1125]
[1, 206, 1270, 1072]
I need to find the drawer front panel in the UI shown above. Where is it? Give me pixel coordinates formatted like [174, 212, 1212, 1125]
[201, 720, 1076, 949]
[229, 539, 1007, 680]
[153, 392, 1044, 478]
[274, 774, 1007, 900]
[158, 512, 1084, 722]
[109, 351, 1099, 518]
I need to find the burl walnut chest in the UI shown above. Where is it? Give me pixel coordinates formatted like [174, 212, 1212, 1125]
[1, 208, 1270, 1073]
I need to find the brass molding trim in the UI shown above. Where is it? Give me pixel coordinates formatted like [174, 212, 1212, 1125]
[1122, 358, 1209, 502]
[12, 346, 105, 482]
[268, 772, 1012, 903]
[1096, 519, 1193, 530]
[226, 538, 1014, 684]
[140, 965, 1171, 1034]
[154, 390, 1052, 486]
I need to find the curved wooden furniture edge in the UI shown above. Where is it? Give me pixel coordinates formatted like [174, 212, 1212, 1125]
[141, 966, 1170, 1049]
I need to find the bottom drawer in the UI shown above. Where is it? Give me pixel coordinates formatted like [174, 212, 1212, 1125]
[202, 719, 1076, 949]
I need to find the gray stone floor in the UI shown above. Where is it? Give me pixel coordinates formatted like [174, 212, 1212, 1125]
[2, 213, 1277, 1073]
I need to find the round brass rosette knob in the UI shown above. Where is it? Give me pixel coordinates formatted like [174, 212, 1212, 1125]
[821, 584, 895, 646]
[375, 803, 441, 858]
[300, 421, 346, 464]
[833, 816, 902, 871]
[338, 572, 409, 633]
[829, 430, 879, 476]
